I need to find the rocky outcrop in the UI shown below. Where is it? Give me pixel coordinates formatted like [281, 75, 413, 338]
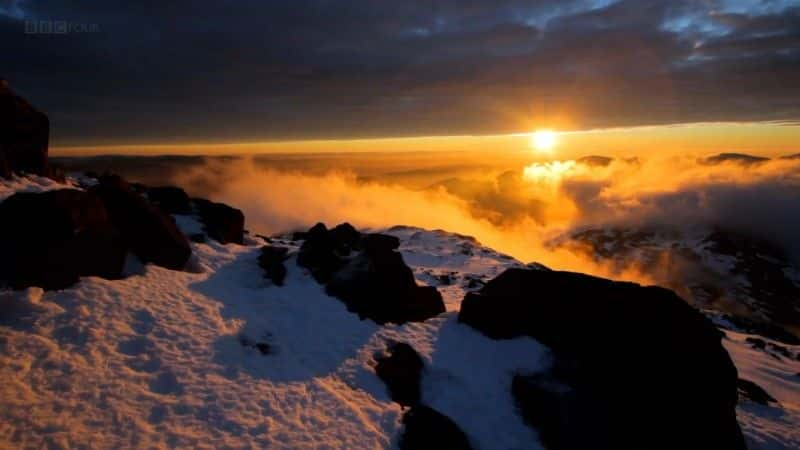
[293, 222, 444, 324]
[0, 80, 49, 178]
[459, 268, 746, 450]
[258, 246, 289, 286]
[371, 341, 472, 450]
[0, 189, 127, 290]
[193, 198, 245, 244]
[296, 223, 348, 283]
[147, 186, 192, 215]
[375, 342, 423, 407]
[399, 405, 472, 450]
[92, 175, 191, 270]
[737, 378, 778, 406]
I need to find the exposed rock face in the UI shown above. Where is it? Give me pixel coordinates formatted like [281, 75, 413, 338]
[93, 175, 191, 270]
[147, 186, 192, 215]
[375, 342, 423, 407]
[459, 268, 746, 450]
[559, 226, 800, 342]
[193, 198, 245, 244]
[0, 189, 127, 290]
[737, 378, 778, 406]
[296, 223, 347, 283]
[0, 81, 49, 178]
[294, 222, 444, 323]
[258, 246, 289, 286]
[370, 340, 472, 450]
[399, 405, 473, 450]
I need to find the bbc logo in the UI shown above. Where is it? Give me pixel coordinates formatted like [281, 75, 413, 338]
[25, 20, 99, 34]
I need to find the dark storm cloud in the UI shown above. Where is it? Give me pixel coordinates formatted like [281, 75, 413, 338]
[1, 0, 799, 144]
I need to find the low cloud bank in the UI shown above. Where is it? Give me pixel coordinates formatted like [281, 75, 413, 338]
[170, 153, 800, 282]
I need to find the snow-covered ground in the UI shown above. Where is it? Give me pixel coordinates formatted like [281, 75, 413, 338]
[723, 331, 800, 450]
[1, 176, 798, 449]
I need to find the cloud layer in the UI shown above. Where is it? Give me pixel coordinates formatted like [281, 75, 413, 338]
[153, 151, 800, 287]
[3, 0, 799, 144]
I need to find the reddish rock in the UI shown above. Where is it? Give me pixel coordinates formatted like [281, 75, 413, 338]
[92, 175, 191, 270]
[0, 189, 127, 290]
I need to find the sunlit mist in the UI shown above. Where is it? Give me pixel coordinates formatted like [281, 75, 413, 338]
[522, 160, 577, 185]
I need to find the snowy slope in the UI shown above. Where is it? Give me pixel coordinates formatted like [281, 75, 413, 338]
[1, 176, 798, 449]
[723, 331, 800, 450]
[0, 177, 547, 449]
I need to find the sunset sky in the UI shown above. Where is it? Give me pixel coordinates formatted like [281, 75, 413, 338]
[2, 0, 799, 154]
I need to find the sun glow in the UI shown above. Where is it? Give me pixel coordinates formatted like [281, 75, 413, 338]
[531, 129, 558, 153]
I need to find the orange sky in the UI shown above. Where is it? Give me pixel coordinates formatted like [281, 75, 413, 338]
[51, 121, 800, 158]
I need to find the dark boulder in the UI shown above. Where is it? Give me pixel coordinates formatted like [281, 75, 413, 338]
[239, 335, 272, 355]
[511, 373, 579, 449]
[295, 222, 444, 324]
[193, 198, 245, 244]
[362, 232, 400, 255]
[737, 378, 778, 406]
[0, 189, 127, 290]
[375, 342, 424, 407]
[326, 238, 444, 324]
[92, 175, 191, 270]
[459, 268, 746, 450]
[147, 186, 192, 215]
[258, 246, 290, 286]
[0, 80, 49, 178]
[296, 223, 348, 283]
[399, 405, 472, 450]
[329, 222, 361, 253]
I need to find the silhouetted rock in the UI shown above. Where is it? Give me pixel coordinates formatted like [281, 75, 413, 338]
[93, 175, 191, 270]
[702, 153, 768, 166]
[460, 268, 746, 450]
[577, 155, 613, 167]
[737, 379, 778, 406]
[296, 223, 347, 283]
[193, 198, 245, 244]
[147, 186, 192, 214]
[375, 342, 424, 407]
[0, 189, 127, 289]
[399, 405, 472, 450]
[362, 232, 401, 255]
[0, 80, 49, 178]
[329, 222, 361, 253]
[295, 222, 445, 323]
[326, 237, 444, 324]
[258, 246, 290, 286]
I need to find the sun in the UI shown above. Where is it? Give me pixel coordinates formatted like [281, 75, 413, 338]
[531, 129, 557, 153]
